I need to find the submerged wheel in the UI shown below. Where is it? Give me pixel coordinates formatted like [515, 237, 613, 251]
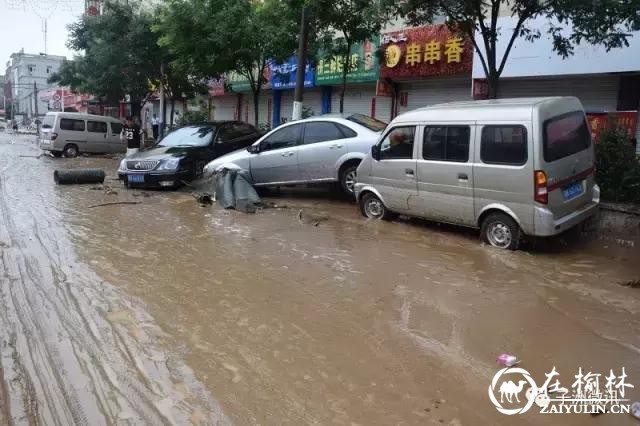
[63, 144, 79, 158]
[339, 164, 358, 196]
[359, 192, 393, 220]
[481, 212, 521, 250]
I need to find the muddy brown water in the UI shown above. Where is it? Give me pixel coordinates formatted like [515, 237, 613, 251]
[0, 134, 639, 425]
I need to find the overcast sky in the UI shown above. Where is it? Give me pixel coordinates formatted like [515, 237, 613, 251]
[0, 0, 82, 71]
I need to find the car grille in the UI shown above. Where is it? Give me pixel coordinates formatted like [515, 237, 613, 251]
[126, 160, 159, 171]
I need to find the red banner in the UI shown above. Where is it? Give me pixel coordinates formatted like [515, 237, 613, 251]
[586, 111, 638, 143]
[380, 25, 472, 80]
[208, 78, 225, 97]
[375, 80, 393, 97]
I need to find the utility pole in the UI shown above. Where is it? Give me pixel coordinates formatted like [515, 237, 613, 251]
[33, 82, 39, 118]
[159, 62, 165, 137]
[292, 6, 309, 121]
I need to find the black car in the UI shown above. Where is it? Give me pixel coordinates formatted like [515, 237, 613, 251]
[118, 121, 261, 188]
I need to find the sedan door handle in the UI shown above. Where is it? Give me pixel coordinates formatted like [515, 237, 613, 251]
[329, 144, 343, 149]
[458, 173, 468, 180]
[405, 168, 414, 176]
[281, 151, 294, 157]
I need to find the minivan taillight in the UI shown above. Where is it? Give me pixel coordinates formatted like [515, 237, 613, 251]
[51, 133, 58, 141]
[534, 170, 548, 204]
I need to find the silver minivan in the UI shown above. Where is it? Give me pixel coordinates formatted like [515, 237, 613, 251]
[354, 97, 600, 250]
[39, 112, 126, 157]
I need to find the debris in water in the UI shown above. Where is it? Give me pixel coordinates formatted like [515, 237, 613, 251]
[195, 194, 213, 206]
[88, 201, 142, 208]
[619, 279, 640, 288]
[497, 353, 520, 367]
[630, 401, 640, 420]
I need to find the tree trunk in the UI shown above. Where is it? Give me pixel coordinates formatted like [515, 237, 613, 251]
[487, 73, 500, 99]
[170, 98, 175, 127]
[253, 91, 260, 127]
[339, 43, 352, 114]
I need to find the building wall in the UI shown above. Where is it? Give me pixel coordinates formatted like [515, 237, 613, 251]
[4, 51, 65, 117]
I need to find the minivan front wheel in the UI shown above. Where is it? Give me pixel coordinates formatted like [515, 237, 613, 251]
[481, 212, 521, 250]
[360, 193, 393, 220]
[63, 144, 79, 158]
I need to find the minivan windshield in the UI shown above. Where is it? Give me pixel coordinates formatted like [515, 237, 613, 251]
[42, 115, 55, 129]
[543, 111, 591, 162]
[346, 114, 387, 132]
[156, 125, 216, 147]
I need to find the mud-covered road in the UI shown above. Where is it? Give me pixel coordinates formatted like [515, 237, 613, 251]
[0, 132, 639, 425]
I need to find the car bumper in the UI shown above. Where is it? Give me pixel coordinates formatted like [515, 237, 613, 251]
[39, 140, 58, 151]
[533, 184, 600, 236]
[118, 169, 192, 188]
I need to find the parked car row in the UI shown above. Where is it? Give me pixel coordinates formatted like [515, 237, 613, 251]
[203, 97, 599, 251]
[43, 98, 599, 251]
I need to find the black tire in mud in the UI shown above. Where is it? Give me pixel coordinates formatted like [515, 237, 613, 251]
[54, 169, 106, 185]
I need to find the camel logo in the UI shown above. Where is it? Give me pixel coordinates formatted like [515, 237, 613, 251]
[489, 367, 538, 415]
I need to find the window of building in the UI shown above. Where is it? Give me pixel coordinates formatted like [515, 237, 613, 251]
[423, 126, 470, 162]
[480, 125, 528, 166]
[27, 65, 36, 73]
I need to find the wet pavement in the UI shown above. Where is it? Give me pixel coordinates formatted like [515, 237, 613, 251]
[0, 132, 639, 425]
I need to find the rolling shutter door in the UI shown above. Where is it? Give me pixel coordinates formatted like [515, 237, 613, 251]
[499, 76, 619, 112]
[212, 95, 237, 120]
[280, 91, 294, 124]
[246, 93, 272, 127]
[374, 96, 393, 123]
[636, 109, 640, 155]
[330, 84, 375, 116]
[280, 89, 323, 123]
[397, 76, 472, 115]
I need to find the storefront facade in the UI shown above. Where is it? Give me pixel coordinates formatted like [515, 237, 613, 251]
[472, 15, 640, 152]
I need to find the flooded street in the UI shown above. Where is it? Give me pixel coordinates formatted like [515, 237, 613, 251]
[1, 133, 640, 425]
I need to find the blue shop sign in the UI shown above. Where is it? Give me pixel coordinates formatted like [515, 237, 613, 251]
[270, 56, 315, 90]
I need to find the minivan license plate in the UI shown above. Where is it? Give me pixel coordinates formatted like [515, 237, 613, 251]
[562, 181, 583, 200]
[128, 174, 145, 183]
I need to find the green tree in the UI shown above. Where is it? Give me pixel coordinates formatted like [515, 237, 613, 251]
[50, 1, 162, 116]
[311, 0, 388, 113]
[157, 0, 299, 126]
[391, 0, 640, 98]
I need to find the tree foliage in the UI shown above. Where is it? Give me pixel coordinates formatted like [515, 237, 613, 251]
[50, 0, 162, 109]
[157, 0, 299, 126]
[391, 0, 640, 98]
[311, 0, 388, 112]
[596, 123, 640, 203]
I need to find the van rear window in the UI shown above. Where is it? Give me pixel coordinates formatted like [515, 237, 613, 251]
[42, 115, 55, 129]
[543, 111, 591, 162]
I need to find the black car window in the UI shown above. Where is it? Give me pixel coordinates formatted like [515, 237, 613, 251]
[336, 123, 357, 138]
[481, 125, 528, 165]
[237, 122, 258, 137]
[158, 125, 216, 147]
[378, 126, 415, 160]
[87, 121, 107, 133]
[261, 124, 302, 151]
[60, 118, 85, 131]
[111, 122, 123, 134]
[303, 122, 345, 145]
[218, 124, 241, 142]
[543, 111, 591, 162]
[423, 126, 470, 162]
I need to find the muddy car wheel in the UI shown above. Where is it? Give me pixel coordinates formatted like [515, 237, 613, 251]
[339, 165, 358, 197]
[481, 212, 520, 250]
[51, 151, 63, 158]
[63, 144, 79, 158]
[360, 193, 392, 220]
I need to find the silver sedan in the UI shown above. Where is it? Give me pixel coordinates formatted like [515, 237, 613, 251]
[204, 114, 386, 195]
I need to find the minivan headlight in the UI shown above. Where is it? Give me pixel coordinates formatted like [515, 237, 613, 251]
[159, 158, 180, 170]
[118, 159, 127, 171]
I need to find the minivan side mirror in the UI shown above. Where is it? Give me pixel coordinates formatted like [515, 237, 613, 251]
[371, 144, 380, 161]
[247, 144, 260, 154]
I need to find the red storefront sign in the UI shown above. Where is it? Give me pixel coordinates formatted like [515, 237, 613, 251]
[380, 25, 472, 80]
[375, 80, 393, 97]
[208, 79, 226, 97]
[586, 111, 638, 143]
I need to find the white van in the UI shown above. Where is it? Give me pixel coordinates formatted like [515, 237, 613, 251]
[39, 112, 126, 157]
[354, 97, 600, 250]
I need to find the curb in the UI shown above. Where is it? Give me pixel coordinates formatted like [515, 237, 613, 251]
[601, 203, 640, 217]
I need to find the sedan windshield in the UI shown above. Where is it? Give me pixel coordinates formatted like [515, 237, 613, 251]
[346, 114, 387, 132]
[157, 125, 216, 147]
